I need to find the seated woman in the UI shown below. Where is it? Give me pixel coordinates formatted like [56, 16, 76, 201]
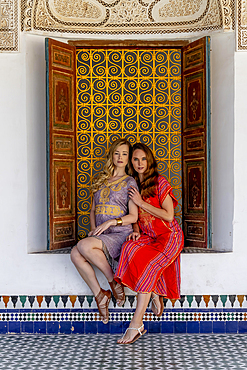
[71, 138, 138, 324]
[115, 142, 184, 344]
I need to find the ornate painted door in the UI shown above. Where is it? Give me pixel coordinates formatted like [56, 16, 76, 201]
[45, 39, 77, 250]
[182, 37, 211, 249]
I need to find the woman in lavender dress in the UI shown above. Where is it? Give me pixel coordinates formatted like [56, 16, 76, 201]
[71, 138, 138, 324]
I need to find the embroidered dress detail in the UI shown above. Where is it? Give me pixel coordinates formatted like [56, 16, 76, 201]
[115, 175, 184, 299]
[92, 175, 138, 263]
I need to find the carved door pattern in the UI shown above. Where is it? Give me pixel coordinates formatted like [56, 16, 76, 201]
[46, 39, 77, 250]
[182, 37, 211, 248]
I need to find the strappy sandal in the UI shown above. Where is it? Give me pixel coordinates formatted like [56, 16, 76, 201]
[117, 324, 147, 344]
[109, 280, 125, 307]
[151, 294, 164, 317]
[95, 289, 111, 324]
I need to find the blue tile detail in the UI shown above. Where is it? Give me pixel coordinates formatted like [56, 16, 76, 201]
[161, 322, 174, 333]
[110, 322, 123, 334]
[72, 321, 84, 334]
[200, 321, 213, 333]
[213, 321, 225, 334]
[34, 322, 46, 334]
[226, 321, 238, 334]
[0, 322, 8, 334]
[21, 322, 34, 334]
[239, 321, 247, 334]
[174, 322, 186, 333]
[59, 321, 72, 334]
[98, 322, 110, 334]
[187, 321, 199, 333]
[85, 321, 97, 334]
[149, 321, 161, 333]
[9, 321, 20, 334]
[47, 321, 59, 334]
[122, 321, 130, 333]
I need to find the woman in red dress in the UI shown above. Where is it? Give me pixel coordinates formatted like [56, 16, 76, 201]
[115, 143, 184, 344]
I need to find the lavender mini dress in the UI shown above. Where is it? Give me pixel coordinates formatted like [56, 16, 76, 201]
[92, 175, 138, 266]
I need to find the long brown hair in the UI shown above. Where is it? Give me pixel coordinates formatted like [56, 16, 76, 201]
[129, 143, 159, 198]
[91, 138, 132, 194]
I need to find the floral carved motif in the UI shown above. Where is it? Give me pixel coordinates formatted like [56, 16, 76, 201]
[0, 0, 18, 51]
[109, 0, 149, 23]
[53, 0, 102, 19]
[59, 175, 68, 208]
[190, 88, 199, 121]
[159, 0, 204, 19]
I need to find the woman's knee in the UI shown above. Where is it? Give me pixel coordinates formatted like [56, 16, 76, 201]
[70, 245, 83, 265]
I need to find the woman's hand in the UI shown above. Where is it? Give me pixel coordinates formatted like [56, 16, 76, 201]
[88, 229, 96, 237]
[128, 186, 143, 207]
[91, 219, 115, 236]
[126, 231, 141, 241]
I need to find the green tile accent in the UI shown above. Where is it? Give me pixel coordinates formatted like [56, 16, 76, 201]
[220, 295, 227, 307]
[186, 295, 194, 307]
[86, 296, 94, 307]
[19, 296, 27, 308]
[53, 296, 60, 307]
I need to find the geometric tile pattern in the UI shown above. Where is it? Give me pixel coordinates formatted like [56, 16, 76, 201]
[1, 295, 247, 309]
[0, 334, 247, 369]
[0, 295, 247, 334]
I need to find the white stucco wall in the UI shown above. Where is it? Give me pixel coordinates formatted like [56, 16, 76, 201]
[0, 31, 245, 295]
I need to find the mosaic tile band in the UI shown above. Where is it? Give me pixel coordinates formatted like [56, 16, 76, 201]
[0, 295, 246, 334]
[1, 294, 247, 309]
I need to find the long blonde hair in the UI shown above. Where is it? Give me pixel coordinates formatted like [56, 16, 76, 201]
[91, 138, 131, 194]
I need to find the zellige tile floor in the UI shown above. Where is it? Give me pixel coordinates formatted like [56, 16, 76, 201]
[0, 334, 246, 370]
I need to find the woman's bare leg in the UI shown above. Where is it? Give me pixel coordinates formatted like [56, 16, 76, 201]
[71, 237, 114, 296]
[117, 292, 151, 344]
[150, 292, 162, 316]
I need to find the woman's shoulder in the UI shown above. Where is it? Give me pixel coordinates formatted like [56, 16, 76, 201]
[157, 175, 172, 190]
[125, 175, 138, 187]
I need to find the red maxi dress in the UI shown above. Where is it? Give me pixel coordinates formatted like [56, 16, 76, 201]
[115, 175, 184, 299]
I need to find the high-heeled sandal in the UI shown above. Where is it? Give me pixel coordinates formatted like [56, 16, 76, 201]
[151, 294, 164, 317]
[109, 280, 125, 307]
[95, 289, 111, 324]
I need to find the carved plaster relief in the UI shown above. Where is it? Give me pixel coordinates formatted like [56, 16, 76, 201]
[2, 0, 236, 52]
[50, 0, 105, 22]
[156, 0, 205, 21]
[25, 0, 226, 33]
[0, 0, 18, 51]
[238, 0, 247, 50]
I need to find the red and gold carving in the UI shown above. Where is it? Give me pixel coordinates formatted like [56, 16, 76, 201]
[184, 134, 204, 155]
[54, 221, 76, 242]
[184, 160, 204, 214]
[53, 73, 74, 130]
[54, 161, 75, 216]
[51, 45, 73, 71]
[188, 165, 203, 211]
[183, 46, 203, 71]
[184, 220, 205, 242]
[187, 75, 203, 127]
[53, 134, 74, 156]
[48, 39, 77, 250]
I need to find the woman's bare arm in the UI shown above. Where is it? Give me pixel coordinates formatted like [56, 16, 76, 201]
[90, 198, 96, 230]
[91, 199, 138, 236]
[128, 186, 174, 223]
